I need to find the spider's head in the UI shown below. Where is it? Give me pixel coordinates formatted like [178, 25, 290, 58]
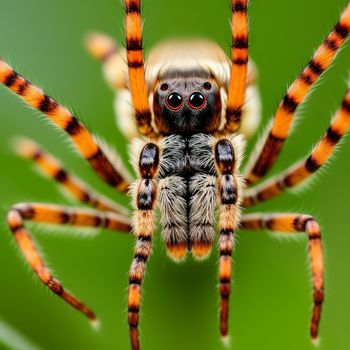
[153, 77, 222, 135]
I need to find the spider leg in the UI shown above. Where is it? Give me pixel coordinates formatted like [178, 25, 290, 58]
[222, 0, 249, 133]
[214, 137, 243, 338]
[0, 59, 132, 193]
[85, 32, 128, 90]
[241, 213, 324, 341]
[13, 137, 129, 215]
[124, 0, 156, 137]
[85, 32, 139, 140]
[243, 85, 350, 207]
[128, 142, 159, 350]
[7, 203, 131, 321]
[244, 3, 350, 186]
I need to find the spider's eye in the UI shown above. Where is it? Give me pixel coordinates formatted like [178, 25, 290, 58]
[160, 83, 169, 91]
[203, 82, 212, 90]
[188, 92, 206, 109]
[166, 93, 183, 110]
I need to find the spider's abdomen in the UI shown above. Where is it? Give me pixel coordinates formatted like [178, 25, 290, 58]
[157, 133, 218, 260]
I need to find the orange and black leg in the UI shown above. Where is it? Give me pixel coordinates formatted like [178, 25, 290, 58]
[244, 3, 350, 186]
[241, 213, 324, 341]
[7, 203, 131, 321]
[14, 137, 129, 215]
[124, 0, 156, 137]
[214, 138, 242, 339]
[243, 84, 350, 207]
[129, 143, 159, 350]
[0, 59, 132, 193]
[223, 0, 249, 133]
[86, 32, 128, 90]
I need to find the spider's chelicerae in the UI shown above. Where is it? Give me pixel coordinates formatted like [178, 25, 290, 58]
[1, 0, 350, 349]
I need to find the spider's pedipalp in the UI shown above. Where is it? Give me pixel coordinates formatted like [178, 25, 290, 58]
[0, 59, 131, 193]
[244, 3, 350, 186]
[7, 203, 131, 321]
[243, 85, 350, 208]
[13, 137, 129, 215]
[241, 213, 324, 341]
[128, 142, 160, 350]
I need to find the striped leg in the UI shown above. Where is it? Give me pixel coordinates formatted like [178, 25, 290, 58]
[129, 143, 159, 350]
[85, 32, 139, 139]
[85, 32, 128, 90]
[243, 85, 350, 207]
[124, 0, 156, 137]
[214, 138, 243, 338]
[222, 0, 249, 133]
[241, 213, 324, 341]
[7, 203, 131, 321]
[13, 137, 129, 215]
[0, 59, 132, 193]
[244, 3, 350, 186]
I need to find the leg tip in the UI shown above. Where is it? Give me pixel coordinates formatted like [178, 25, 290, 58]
[220, 335, 232, 348]
[90, 318, 101, 331]
[85, 32, 117, 60]
[311, 336, 320, 347]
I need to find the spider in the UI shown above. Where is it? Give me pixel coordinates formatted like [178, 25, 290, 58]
[1, 0, 350, 349]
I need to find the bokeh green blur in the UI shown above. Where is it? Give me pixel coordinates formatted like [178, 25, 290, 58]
[1, 1, 350, 349]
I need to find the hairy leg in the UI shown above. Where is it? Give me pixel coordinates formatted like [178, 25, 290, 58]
[214, 136, 244, 338]
[243, 85, 350, 207]
[128, 142, 160, 350]
[124, 0, 156, 137]
[7, 203, 130, 321]
[241, 213, 324, 340]
[0, 59, 132, 192]
[223, 0, 249, 133]
[14, 137, 129, 215]
[244, 3, 350, 185]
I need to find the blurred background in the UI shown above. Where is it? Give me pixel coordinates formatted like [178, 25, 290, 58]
[1, 0, 350, 349]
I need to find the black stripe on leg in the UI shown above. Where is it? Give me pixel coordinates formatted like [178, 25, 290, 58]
[342, 99, 350, 113]
[128, 60, 143, 69]
[305, 156, 321, 173]
[64, 118, 82, 135]
[232, 37, 248, 49]
[126, 39, 143, 51]
[309, 60, 324, 76]
[128, 306, 140, 313]
[129, 277, 141, 285]
[39, 95, 58, 113]
[4, 72, 18, 87]
[282, 95, 298, 113]
[233, 57, 248, 65]
[125, 1, 140, 14]
[324, 38, 339, 51]
[326, 127, 342, 145]
[334, 22, 349, 39]
[232, 1, 247, 12]
[300, 73, 313, 85]
[135, 253, 148, 262]
[53, 169, 68, 182]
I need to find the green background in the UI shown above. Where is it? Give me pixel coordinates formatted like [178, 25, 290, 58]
[1, 0, 350, 349]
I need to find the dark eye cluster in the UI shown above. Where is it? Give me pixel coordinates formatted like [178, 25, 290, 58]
[163, 81, 211, 111]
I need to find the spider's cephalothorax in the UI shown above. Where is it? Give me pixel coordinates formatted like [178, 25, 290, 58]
[2, 0, 350, 349]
